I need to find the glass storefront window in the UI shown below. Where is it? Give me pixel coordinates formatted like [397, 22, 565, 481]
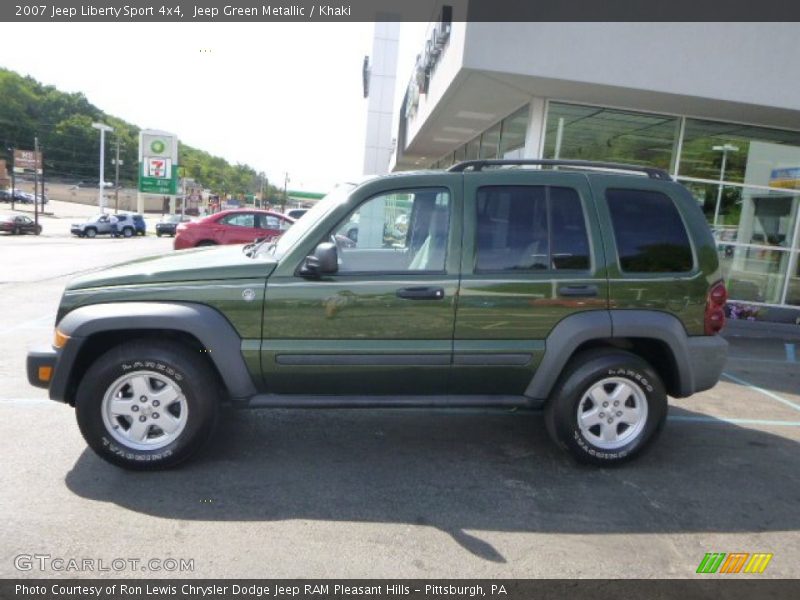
[679, 119, 800, 184]
[786, 254, 800, 306]
[480, 121, 501, 159]
[542, 102, 678, 170]
[681, 181, 799, 249]
[499, 105, 528, 159]
[465, 136, 480, 160]
[720, 245, 792, 305]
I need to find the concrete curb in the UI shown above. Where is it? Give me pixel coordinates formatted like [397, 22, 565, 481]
[723, 319, 800, 341]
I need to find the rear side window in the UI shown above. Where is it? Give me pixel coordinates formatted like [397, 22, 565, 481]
[606, 188, 693, 273]
[475, 185, 590, 272]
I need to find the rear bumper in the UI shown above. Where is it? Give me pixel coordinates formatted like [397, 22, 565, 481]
[26, 345, 58, 390]
[685, 334, 728, 395]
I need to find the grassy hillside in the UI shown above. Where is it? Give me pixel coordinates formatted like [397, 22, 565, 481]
[0, 67, 277, 197]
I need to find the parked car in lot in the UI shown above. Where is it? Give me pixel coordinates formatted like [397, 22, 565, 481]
[0, 214, 41, 235]
[111, 214, 147, 237]
[27, 159, 728, 470]
[71, 213, 145, 238]
[173, 209, 294, 250]
[155, 214, 190, 237]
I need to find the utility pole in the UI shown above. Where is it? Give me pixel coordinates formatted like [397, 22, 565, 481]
[282, 171, 289, 213]
[91, 122, 113, 212]
[8, 147, 15, 211]
[113, 137, 122, 213]
[33, 136, 39, 232]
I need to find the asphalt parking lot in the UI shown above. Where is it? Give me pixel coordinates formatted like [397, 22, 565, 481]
[1, 201, 799, 579]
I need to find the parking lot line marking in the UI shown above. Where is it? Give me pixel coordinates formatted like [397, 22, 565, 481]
[668, 415, 800, 427]
[786, 343, 797, 363]
[722, 371, 800, 413]
[727, 355, 790, 365]
[0, 398, 54, 404]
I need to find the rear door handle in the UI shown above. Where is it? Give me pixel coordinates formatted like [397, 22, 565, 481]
[558, 285, 599, 298]
[396, 286, 445, 300]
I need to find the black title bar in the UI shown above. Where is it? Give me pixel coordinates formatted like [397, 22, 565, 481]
[4, 0, 800, 22]
[4, 579, 800, 600]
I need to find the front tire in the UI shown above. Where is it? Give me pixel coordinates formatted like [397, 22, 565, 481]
[75, 341, 220, 470]
[85, 228, 97, 238]
[544, 350, 667, 466]
[122, 227, 134, 238]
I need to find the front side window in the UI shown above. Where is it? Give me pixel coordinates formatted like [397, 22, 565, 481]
[606, 188, 693, 273]
[475, 185, 590, 272]
[221, 213, 255, 228]
[332, 188, 451, 273]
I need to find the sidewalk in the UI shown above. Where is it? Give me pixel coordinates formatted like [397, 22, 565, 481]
[723, 318, 800, 341]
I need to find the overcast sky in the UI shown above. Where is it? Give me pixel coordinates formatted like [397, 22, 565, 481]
[0, 22, 428, 192]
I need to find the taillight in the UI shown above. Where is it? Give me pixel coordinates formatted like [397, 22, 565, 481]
[704, 280, 728, 335]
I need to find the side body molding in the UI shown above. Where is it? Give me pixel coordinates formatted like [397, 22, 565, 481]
[53, 302, 257, 401]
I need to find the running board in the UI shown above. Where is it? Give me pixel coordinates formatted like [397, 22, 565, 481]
[242, 394, 540, 409]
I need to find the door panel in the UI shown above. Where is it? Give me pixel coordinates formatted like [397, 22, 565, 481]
[452, 171, 609, 395]
[261, 182, 462, 395]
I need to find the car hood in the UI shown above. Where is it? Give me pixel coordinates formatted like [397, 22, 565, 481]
[66, 245, 278, 290]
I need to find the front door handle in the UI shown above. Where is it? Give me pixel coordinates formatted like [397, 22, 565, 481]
[558, 285, 599, 298]
[396, 286, 445, 300]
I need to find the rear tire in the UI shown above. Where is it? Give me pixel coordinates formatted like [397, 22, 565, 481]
[544, 349, 667, 466]
[75, 341, 220, 470]
[122, 227, 134, 238]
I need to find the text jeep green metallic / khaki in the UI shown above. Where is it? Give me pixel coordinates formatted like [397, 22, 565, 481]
[27, 160, 728, 469]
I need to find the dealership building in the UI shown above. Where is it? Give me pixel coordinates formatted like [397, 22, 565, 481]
[383, 21, 800, 321]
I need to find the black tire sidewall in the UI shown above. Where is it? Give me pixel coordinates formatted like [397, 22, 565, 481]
[546, 351, 667, 465]
[75, 342, 219, 469]
[123, 227, 133, 238]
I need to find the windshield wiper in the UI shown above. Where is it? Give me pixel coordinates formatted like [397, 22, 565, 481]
[244, 235, 282, 258]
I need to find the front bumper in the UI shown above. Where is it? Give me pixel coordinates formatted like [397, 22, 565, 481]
[27, 345, 58, 390]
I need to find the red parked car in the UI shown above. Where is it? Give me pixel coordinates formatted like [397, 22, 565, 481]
[174, 209, 294, 250]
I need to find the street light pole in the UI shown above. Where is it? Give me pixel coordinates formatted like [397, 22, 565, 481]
[113, 137, 122, 213]
[92, 122, 114, 212]
[7, 147, 15, 211]
[712, 144, 739, 230]
[282, 171, 289, 213]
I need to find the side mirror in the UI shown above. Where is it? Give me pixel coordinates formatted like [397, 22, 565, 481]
[299, 242, 338, 278]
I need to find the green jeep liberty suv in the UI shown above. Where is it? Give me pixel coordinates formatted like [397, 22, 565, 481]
[27, 159, 728, 469]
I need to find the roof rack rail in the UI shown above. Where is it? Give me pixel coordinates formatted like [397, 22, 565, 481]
[447, 159, 672, 180]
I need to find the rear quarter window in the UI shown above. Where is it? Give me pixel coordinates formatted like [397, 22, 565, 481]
[606, 188, 693, 273]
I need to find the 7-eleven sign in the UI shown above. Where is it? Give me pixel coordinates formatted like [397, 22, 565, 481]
[146, 157, 172, 179]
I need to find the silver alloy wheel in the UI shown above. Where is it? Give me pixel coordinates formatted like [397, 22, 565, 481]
[101, 370, 188, 451]
[576, 376, 648, 450]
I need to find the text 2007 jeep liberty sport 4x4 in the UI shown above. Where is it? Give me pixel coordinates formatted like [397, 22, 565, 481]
[28, 159, 728, 469]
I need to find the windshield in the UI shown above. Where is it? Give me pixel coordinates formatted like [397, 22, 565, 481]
[261, 183, 355, 259]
